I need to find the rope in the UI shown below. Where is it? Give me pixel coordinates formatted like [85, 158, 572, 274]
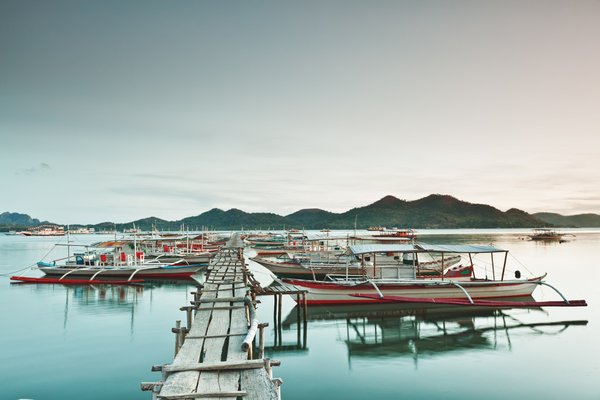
[0, 237, 63, 277]
[507, 252, 534, 276]
[0, 264, 37, 277]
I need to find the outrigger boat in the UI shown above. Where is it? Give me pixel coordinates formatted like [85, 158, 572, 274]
[283, 243, 587, 307]
[252, 247, 463, 281]
[33, 237, 207, 281]
[528, 228, 573, 242]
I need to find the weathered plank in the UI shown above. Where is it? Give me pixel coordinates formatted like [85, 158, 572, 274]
[241, 369, 279, 400]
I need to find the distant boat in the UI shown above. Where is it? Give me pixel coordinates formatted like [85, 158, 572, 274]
[372, 229, 416, 240]
[367, 226, 386, 232]
[68, 227, 95, 234]
[21, 225, 65, 236]
[528, 228, 572, 241]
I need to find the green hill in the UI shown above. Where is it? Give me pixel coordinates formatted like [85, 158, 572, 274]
[533, 212, 600, 227]
[0, 212, 42, 227]
[326, 195, 543, 229]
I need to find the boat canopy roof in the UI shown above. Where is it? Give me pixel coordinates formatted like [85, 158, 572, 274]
[91, 240, 130, 248]
[304, 233, 348, 241]
[348, 243, 506, 255]
[349, 244, 419, 255]
[416, 244, 506, 253]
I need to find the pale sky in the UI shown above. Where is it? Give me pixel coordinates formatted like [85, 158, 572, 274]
[1, 1, 599, 224]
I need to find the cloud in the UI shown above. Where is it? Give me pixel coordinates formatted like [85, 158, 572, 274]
[16, 163, 51, 175]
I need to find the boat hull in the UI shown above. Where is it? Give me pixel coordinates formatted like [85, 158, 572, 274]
[251, 257, 362, 280]
[37, 263, 203, 279]
[284, 277, 543, 305]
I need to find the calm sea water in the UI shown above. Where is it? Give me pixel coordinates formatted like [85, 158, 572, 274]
[1, 230, 598, 399]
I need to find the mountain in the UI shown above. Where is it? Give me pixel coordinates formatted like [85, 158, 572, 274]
[325, 194, 543, 229]
[286, 209, 338, 227]
[533, 212, 600, 227]
[7, 195, 594, 231]
[0, 212, 42, 227]
[178, 208, 290, 230]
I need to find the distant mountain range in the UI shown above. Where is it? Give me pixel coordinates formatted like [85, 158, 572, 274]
[3, 194, 599, 231]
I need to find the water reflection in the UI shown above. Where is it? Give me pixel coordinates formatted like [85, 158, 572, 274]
[9, 280, 197, 337]
[280, 302, 587, 367]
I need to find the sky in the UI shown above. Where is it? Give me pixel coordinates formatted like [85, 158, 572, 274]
[1, 0, 599, 224]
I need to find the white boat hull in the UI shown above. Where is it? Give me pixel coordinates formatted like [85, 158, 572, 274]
[284, 277, 542, 305]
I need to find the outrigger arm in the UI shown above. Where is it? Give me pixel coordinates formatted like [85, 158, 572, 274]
[535, 281, 570, 305]
[449, 281, 474, 304]
[59, 268, 91, 281]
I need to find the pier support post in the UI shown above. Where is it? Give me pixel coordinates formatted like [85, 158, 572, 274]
[171, 321, 189, 356]
[278, 294, 283, 346]
[172, 320, 181, 356]
[180, 306, 194, 330]
[258, 322, 268, 359]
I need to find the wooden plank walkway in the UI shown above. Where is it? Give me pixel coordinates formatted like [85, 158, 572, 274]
[143, 233, 280, 400]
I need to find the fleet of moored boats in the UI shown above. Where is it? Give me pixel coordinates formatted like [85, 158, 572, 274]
[7, 227, 586, 309]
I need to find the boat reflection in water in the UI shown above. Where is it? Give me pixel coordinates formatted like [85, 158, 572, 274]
[279, 301, 587, 367]
[11, 280, 198, 333]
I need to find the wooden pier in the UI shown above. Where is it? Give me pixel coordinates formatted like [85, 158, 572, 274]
[142, 234, 282, 399]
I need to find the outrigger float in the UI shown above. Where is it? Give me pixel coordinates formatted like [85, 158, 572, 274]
[10, 276, 144, 285]
[283, 243, 587, 307]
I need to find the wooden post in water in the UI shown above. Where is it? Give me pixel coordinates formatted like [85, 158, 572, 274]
[302, 293, 308, 324]
[180, 306, 194, 330]
[296, 293, 301, 345]
[277, 294, 283, 346]
[273, 294, 278, 327]
[258, 323, 268, 359]
[302, 293, 308, 348]
[172, 320, 181, 356]
[277, 294, 283, 326]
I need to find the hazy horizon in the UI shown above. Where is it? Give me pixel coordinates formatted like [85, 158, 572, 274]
[2, 1, 599, 224]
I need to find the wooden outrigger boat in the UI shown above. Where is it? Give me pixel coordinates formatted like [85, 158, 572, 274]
[283, 243, 586, 307]
[36, 260, 203, 280]
[252, 245, 463, 281]
[528, 228, 573, 242]
[31, 235, 207, 281]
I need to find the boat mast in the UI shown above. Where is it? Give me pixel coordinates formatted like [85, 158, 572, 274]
[67, 224, 71, 261]
[133, 223, 137, 266]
